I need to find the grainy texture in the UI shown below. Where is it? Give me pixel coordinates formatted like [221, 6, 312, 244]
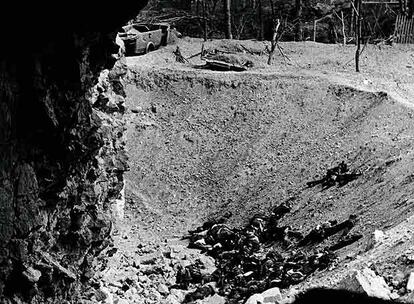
[0, 2, 146, 303]
[125, 68, 414, 238]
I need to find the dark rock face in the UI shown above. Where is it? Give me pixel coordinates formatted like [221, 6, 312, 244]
[0, 2, 146, 302]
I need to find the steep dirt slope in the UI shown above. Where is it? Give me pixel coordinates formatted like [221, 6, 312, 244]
[124, 67, 414, 251]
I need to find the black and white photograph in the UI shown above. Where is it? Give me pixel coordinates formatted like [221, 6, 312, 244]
[1, 0, 414, 303]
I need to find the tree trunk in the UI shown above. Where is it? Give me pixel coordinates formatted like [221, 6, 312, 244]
[341, 11, 346, 46]
[355, 0, 362, 72]
[224, 0, 233, 39]
[202, 0, 208, 41]
[269, 0, 275, 18]
[268, 19, 280, 65]
[350, 6, 354, 36]
[295, 0, 303, 41]
[258, 0, 264, 40]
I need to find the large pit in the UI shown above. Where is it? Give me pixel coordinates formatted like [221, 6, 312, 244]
[91, 40, 414, 304]
[124, 68, 414, 240]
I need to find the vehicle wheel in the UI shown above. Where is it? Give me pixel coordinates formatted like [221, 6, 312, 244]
[146, 44, 155, 54]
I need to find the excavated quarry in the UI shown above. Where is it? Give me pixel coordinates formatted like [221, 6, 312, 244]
[106, 42, 414, 303]
[1, 4, 414, 302]
[125, 68, 414, 236]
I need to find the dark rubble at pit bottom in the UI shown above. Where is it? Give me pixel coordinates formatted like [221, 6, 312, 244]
[176, 163, 363, 303]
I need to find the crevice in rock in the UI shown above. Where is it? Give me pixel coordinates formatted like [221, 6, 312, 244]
[0, 2, 147, 302]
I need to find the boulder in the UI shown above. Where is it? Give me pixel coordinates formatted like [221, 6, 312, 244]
[95, 286, 113, 304]
[245, 293, 264, 304]
[365, 230, 385, 251]
[338, 268, 392, 300]
[261, 287, 282, 303]
[169, 288, 187, 302]
[165, 296, 181, 304]
[203, 294, 226, 304]
[158, 283, 169, 296]
[169, 244, 187, 259]
[198, 255, 217, 277]
[22, 267, 42, 283]
[407, 272, 414, 292]
[278, 287, 301, 304]
[40, 252, 76, 281]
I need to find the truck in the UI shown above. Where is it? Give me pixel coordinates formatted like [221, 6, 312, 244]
[118, 23, 170, 56]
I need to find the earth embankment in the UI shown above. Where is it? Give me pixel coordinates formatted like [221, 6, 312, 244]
[124, 67, 414, 245]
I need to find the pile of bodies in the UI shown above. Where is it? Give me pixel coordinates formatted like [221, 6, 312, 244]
[306, 161, 362, 189]
[178, 202, 362, 303]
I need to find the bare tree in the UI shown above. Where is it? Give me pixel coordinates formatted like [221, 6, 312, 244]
[355, 0, 362, 72]
[202, 0, 208, 40]
[341, 11, 347, 46]
[295, 0, 303, 40]
[258, 0, 264, 40]
[224, 0, 233, 38]
[267, 19, 280, 64]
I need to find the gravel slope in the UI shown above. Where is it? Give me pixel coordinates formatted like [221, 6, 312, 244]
[100, 39, 414, 304]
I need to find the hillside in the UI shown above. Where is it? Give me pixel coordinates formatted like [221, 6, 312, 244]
[96, 39, 414, 304]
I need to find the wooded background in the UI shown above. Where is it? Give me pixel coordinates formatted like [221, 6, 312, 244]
[133, 0, 413, 43]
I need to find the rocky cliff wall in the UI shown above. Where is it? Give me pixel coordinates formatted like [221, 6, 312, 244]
[0, 3, 146, 303]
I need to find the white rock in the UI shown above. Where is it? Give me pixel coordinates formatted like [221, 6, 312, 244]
[261, 287, 282, 303]
[169, 245, 187, 259]
[374, 230, 385, 241]
[165, 295, 181, 304]
[124, 287, 138, 300]
[338, 268, 392, 300]
[279, 287, 301, 304]
[138, 275, 149, 283]
[111, 184, 125, 221]
[158, 283, 169, 295]
[22, 267, 42, 283]
[169, 289, 187, 303]
[365, 230, 385, 251]
[407, 272, 414, 292]
[203, 294, 226, 304]
[245, 293, 264, 304]
[390, 292, 400, 300]
[198, 255, 217, 276]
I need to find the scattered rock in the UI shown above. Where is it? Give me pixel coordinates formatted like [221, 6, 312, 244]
[169, 245, 187, 259]
[198, 255, 217, 277]
[390, 292, 400, 300]
[279, 288, 301, 304]
[365, 230, 385, 251]
[95, 286, 113, 304]
[158, 283, 169, 295]
[108, 281, 123, 288]
[338, 268, 392, 300]
[165, 295, 181, 304]
[138, 251, 163, 265]
[203, 294, 226, 304]
[165, 289, 187, 304]
[261, 287, 282, 303]
[40, 252, 76, 281]
[406, 272, 414, 292]
[245, 293, 264, 304]
[22, 267, 42, 283]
